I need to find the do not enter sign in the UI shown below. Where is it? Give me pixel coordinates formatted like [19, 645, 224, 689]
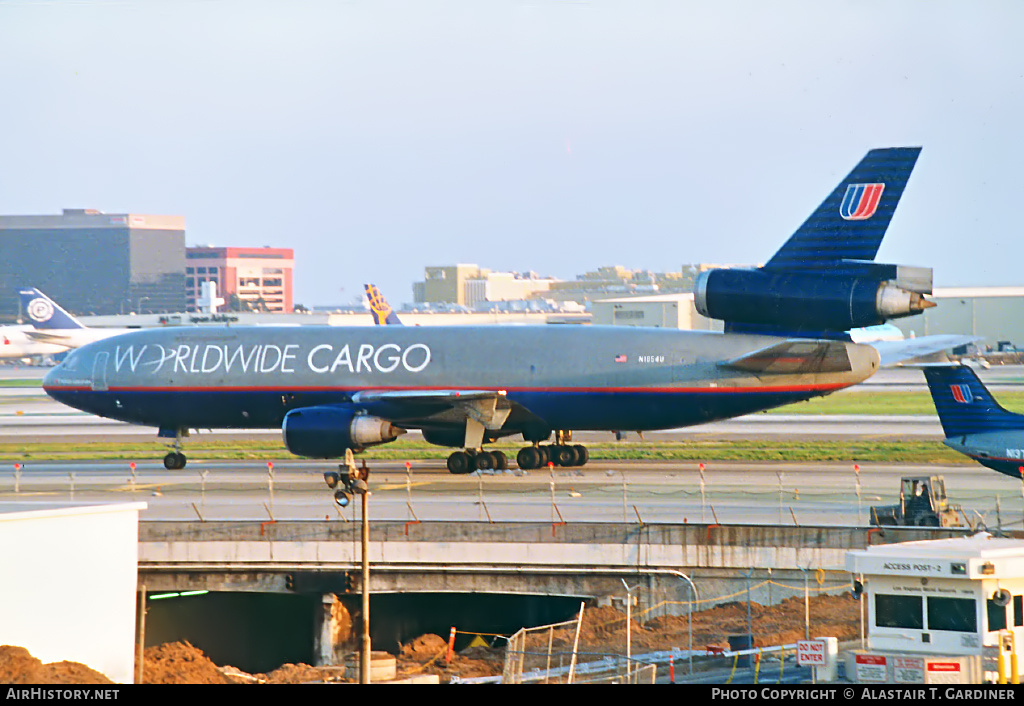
[797, 639, 826, 666]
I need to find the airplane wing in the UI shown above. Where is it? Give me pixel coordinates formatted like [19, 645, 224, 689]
[351, 389, 516, 429]
[350, 388, 547, 447]
[869, 335, 980, 367]
[719, 339, 855, 374]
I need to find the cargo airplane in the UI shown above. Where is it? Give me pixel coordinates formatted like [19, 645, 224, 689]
[44, 147, 951, 502]
[923, 364, 1024, 478]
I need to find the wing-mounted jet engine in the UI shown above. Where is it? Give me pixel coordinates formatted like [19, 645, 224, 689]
[283, 405, 405, 457]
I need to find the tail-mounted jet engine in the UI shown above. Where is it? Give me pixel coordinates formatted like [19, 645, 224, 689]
[694, 262, 934, 331]
[283, 405, 405, 458]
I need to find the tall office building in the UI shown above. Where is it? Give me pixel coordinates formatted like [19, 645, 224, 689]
[186, 246, 294, 313]
[0, 209, 186, 319]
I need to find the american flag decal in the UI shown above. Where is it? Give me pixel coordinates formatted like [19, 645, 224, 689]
[614, 354, 627, 363]
[950, 384, 973, 404]
[839, 183, 885, 220]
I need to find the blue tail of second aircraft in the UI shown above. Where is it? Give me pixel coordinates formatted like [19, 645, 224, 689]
[17, 288, 85, 330]
[364, 284, 402, 325]
[922, 364, 1024, 438]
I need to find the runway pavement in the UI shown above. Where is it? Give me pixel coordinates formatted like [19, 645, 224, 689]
[2, 457, 1022, 531]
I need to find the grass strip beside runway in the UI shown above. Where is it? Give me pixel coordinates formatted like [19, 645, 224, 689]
[762, 390, 1024, 415]
[0, 438, 976, 464]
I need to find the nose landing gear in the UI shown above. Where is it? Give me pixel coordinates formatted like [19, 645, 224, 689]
[160, 427, 189, 469]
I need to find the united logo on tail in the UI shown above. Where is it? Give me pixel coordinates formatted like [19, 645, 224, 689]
[950, 383, 973, 404]
[839, 183, 885, 220]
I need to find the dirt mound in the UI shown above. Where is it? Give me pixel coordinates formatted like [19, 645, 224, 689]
[265, 662, 342, 684]
[400, 633, 447, 661]
[0, 646, 43, 684]
[140, 641, 231, 684]
[0, 646, 113, 685]
[5, 593, 860, 684]
[37, 661, 115, 685]
[140, 642, 350, 684]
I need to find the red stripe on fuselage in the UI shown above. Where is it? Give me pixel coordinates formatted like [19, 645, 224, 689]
[45, 382, 852, 395]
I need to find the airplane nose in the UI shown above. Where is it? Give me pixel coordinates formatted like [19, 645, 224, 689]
[42, 364, 72, 399]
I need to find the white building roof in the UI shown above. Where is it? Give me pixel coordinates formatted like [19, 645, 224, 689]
[0, 501, 147, 522]
[847, 533, 1024, 580]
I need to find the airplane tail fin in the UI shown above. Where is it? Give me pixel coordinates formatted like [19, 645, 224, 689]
[695, 147, 932, 338]
[17, 288, 85, 330]
[922, 364, 1024, 437]
[764, 147, 922, 271]
[364, 284, 403, 325]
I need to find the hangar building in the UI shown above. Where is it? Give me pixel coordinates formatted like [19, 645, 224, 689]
[893, 287, 1024, 351]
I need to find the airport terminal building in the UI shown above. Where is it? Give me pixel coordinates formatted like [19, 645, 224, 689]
[0, 209, 186, 319]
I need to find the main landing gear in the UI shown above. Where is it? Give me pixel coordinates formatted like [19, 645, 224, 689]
[444, 430, 590, 473]
[515, 443, 589, 470]
[161, 428, 189, 470]
[446, 449, 509, 474]
[324, 449, 370, 508]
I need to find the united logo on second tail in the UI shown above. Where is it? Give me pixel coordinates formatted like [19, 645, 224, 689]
[950, 383, 973, 404]
[839, 183, 885, 220]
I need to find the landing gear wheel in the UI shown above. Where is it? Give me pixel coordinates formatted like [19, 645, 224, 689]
[324, 471, 340, 489]
[163, 452, 186, 470]
[517, 446, 541, 470]
[447, 451, 474, 475]
[537, 446, 550, 467]
[492, 450, 508, 471]
[572, 445, 589, 466]
[555, 445, 579, 467]
[334, 489, 352, 508]
[475, 452, 495, 471]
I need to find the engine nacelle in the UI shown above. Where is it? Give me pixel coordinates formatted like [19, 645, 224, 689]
[283, 405, 404, 458]
[693, 265, 934, 331]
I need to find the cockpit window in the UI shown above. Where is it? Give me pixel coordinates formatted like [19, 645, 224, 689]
[62, 349, 81, 372]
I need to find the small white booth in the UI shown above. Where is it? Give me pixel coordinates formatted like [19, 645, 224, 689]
[0, 501, 146, 684]
[846, 533, 1024, 684]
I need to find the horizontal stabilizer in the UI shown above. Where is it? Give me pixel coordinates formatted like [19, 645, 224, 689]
[24, 330, 75, 344]
[870, 335, 979, 367]
[720, 339, 853, 374]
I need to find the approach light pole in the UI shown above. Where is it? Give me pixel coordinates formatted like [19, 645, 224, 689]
[360, 476, 371, 685]
[340, 449, 373, 685]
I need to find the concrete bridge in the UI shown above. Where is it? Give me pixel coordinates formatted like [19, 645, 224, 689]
[139, 520, 966, 599]
[136, 520, 972, 665]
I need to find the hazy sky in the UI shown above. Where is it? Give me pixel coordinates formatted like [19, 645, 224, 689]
[1, 1, 1022, 307]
